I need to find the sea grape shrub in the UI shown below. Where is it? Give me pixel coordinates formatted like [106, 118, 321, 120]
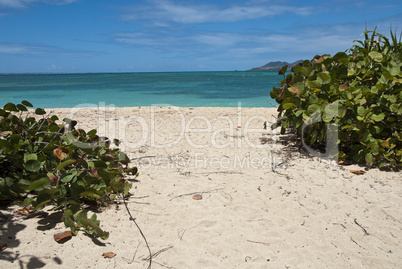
[270, 28, 401, 169]
[0, 101, 138, 239]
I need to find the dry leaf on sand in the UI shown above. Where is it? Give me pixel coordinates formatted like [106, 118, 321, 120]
[102, 252, 116, 259]
[54, 231, 72, 244]
[350, 170, 366, 175]
[192, 194, 203, 200]
[14, 207, 48, 219]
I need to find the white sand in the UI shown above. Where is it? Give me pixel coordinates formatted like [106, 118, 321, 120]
[1, 106, 401, 268]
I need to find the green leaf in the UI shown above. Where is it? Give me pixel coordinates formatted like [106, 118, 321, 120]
[24, 153, 38, 163]
[372, 113, 385, 122]
[24, 160, 41, 172]
[21, 100, 33, 107]
[292, 65, 302, 74]
[322, 100, 340, 123]
[333, 51, 348, 61]
[23, 197, 33, 206]
[75, 158, 89, 169]
[50, 115, 59, 121]
[93, 160, 107, 168]
[282, 102, 295, 110]
[368, 51, 383, 62]
[28, 178, 50, 191]
[390, 104, 399, 113]
[16, 104, 28, 111]
[299, 66, 313, 77]
[80, 218, 109, 240]
[61, 174, 76, 183]
[35, 108, 46, 115]
[278, 65, 288, 75]
[97, 168, 115, 180]
[80, 191, 101, 199]
[309, 94, 318, 104]
[357, 106, 366, 117]
[365, 153, 374, 166]
[0, 140, 13, 150]
[306, 104, 321, 116]
[56, 159, 76, 170]
[4, 103, 18, 112]
[87, 129, 97, 137]
[317, 72, 331, 84]
[381, 69, 394, 81]
[338, 105, 346, 118]
[119, 152, 131, 164]
[34, 199, 51, 210]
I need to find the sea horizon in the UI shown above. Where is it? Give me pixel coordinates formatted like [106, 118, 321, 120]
[0, 71, 281, 109]
[0, 69, 254, 75]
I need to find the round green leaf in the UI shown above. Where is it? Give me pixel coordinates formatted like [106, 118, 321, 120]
[368, 51, 383, 62]
[282, 102, 295, 110]
[323, 101, 340, 123]
[24, 153, 38, 163]
[21, 100, 33, 107]
[16, 104, 28, 111]
[24, 160, 41, 172]
[50, 115, 59, 121]
[4, 103, 18, 112]
[390, 104, 399, 113]
[371, 113, 385, 122]
[317, 72, 331, 84]
[306, 104, 321, 116]
[357, 106, 366, 117]
[35, 108, 46, 115]
[365, 153, 374, 166]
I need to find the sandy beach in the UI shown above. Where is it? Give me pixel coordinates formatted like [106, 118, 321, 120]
[1, 106, 401, 268]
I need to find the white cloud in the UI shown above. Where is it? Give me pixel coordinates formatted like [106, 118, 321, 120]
[193, 33, 242, 47]
[0, 0, 79, 8]
[0, 42, 100, 56]
[112, 21, 363, 65]
[0, 43, 44, 54]
[122, 0, 314, 24]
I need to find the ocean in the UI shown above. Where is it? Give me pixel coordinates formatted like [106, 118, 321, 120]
[0, 71, 281, 108]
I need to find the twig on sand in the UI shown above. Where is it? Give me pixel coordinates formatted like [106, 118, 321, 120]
[122, 240, 141, 264]
[247, 240, 270, 246]
[132, 195, 150, 199]
[132, 156, 156, 160]
[152, 261, 177, 269]
[354, 218, 369, 236]
[143, 245, 174, 261]
[350, 237, 366, 249]
[195, 171, 243, 176]
[169, 187, 225, 201]
[123, 195, 152, 269]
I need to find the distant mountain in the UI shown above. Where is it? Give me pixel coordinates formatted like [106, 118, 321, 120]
[248, 60, 304, 71]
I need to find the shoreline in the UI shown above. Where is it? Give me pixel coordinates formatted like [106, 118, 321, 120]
[1, 106, 401, 268]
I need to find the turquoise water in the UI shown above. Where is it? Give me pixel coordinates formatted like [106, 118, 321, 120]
[0, 71, 280, 108]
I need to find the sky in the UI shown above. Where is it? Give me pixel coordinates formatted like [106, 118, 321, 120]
[0, 0, 401, 73]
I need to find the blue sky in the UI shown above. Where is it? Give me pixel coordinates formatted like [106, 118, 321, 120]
[0, 0, 401, 73]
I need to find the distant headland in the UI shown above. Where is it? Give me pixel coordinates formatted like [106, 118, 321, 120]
[248, 60, 304, 71]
